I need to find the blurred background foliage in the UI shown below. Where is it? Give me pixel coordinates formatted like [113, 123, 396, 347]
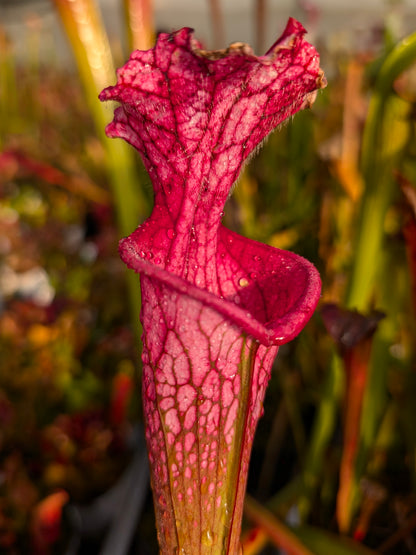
[1, 0, 416, 553]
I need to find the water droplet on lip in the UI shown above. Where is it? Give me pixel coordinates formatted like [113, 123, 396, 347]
[238, 277, 249, 288]
[167, 228, 176, 239]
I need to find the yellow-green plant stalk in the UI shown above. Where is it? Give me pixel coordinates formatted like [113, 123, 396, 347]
[0, 29, 17, 147]
[348, 30, 416, 310]
[51, 0, 149, 233]
[298, 351, 344, 522]
[51, 0, 150, 336]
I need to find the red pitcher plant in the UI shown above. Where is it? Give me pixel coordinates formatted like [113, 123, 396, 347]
[100, 18, 325, 554]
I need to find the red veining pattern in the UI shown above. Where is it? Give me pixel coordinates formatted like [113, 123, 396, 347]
[100, 18, 325, 554]
[140, 279, 277, 551]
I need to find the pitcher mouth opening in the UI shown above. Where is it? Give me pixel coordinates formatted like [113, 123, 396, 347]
[119, 232, 321, 347]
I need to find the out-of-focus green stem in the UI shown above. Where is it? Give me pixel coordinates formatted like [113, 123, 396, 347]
[298, 351, 344, 521]
[52, 0, 149, 231]
[365, 31, 416, 107]
[366, 400, 398, 477]
[0, 29, 17, 146]
[287, 110, 313, 208]
[347, 95, 409, 311]
[347, 31, 416, 310]
[52, 0, 150, 340]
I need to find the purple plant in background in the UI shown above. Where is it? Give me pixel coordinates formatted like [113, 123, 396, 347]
[100, 18, 325, 554]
